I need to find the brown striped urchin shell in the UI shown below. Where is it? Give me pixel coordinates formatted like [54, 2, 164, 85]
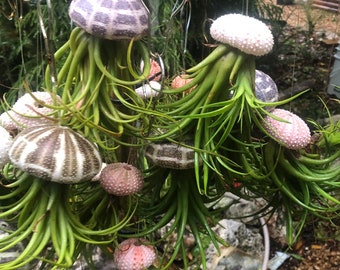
[8, 125, 102, 183]
[68, 0, 150, 40]
[144, 141, 202, 170]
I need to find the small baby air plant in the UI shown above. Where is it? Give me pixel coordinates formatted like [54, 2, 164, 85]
[0, 1, 339, 270]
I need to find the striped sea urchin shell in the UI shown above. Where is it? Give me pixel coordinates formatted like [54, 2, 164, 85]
[145, 141, 202, 170]
[69, 0, 150, 40]
[8, 125, 102, 183]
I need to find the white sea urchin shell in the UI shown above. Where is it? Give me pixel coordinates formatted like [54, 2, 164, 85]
[210, 14, 274, 56]
[135, 81, 161, 99]
[0, 126, 13, 168]
[0, 92, 60, 131]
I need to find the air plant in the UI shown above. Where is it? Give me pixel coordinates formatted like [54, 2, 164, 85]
[0, 125, 136, 269]
[1, 2, 339, 269]
[0, 0, 153, 268]
[261, 120, 340, 245]
[149, 13, 279, 192]
[44, 0, 158, 149]
[138, 12, 340, 260]
[122, 140, 222, 268]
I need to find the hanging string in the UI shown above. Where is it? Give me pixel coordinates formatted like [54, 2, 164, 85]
[179, 0, 191, 69]
[37, 0, 57, 88]
[243, 0, 249, 16]
[15, 0, 27, 89]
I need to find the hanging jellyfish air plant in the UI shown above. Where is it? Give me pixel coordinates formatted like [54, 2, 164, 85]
[44, 0, 158, 150]
[0, 0, 153, 268]
[0, 1, 340, 269]
[136, 12, 340, 266]
[123, 13, 280, 269]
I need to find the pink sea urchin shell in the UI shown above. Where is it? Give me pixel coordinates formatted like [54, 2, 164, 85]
[99, 162, 144, 196]
[263, 108, 311, 150]
[171, 74, 195, 94]
[114, 238, 156, 270]
[210, 14, 274, 56]
[171, 74, 192, 88]
[140, 59, 162, 81]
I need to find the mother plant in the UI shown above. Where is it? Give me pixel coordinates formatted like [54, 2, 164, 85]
[0, 0, 339, 269]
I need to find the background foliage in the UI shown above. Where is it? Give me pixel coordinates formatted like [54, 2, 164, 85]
[0, 0, 71, 100]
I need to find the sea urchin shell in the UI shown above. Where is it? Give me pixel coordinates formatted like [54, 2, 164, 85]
[0, 92, 60, 131]
[8, 125, 102, 183]
[210, 13, 274, 56]
[99, 162, 144, 196]
[114, 238, 156, 270]
[69, 0, 150, 40]
[144, 141, 202, 169]
[0, 126, 13, 168]
[255, 69, 279, 111]
[263, 108, 311, 150]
